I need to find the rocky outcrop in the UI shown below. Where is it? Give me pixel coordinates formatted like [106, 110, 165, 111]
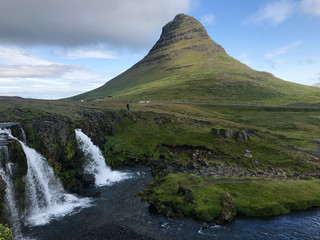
[138, 14, 225, 66]
[211, 128, 249, 142]
[177, 185, 194, 204]
[80, 174, 95, 187]
[8, 140, 27, 212]
[0, 176, 6, 224]
[21, 116, 79, 174]
[216, 192, 236, 224]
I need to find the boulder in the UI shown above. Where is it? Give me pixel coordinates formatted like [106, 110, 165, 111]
[80, 173, 96, 187]
[177, 185, 194, 204]
[220, 129, 235, 138]
[243, 150, 253, 158]
[211, 128, 249, 142]
[216, 192, 236, 224]
[235, 130, 248, 142]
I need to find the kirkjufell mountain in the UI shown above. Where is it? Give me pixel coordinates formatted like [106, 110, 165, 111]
[72, 14, 320, 104]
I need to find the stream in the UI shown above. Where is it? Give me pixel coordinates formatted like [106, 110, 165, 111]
[22, 166, 320, 240]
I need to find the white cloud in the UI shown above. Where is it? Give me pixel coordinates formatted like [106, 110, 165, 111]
[0, 45, 109, 99]
[63, 49, 117, 59]
[301, 0, 320, 16]
[0, 64, 83, 78]
[237, 53, 251, 65]
[0, 46, 51, 65]
[264, 41, 302, 59]
[0, 69, 108, 99]
[243, 0, 295, 25]
[201, 14, 216, 25]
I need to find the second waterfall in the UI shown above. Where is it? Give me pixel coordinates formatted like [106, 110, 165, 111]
[75, 129, 129, 187]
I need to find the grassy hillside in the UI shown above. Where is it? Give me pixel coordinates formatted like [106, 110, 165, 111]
[1, 97, 320, 223]
[71, 14, 320, 105]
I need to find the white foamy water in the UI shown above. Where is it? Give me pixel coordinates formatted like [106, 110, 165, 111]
[19, 140, 91, 226]
[75, 129, 130, 186]
[0, 129, 91, 227]
[0, 128, 24, 239]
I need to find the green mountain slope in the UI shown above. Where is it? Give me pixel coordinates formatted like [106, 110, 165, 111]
[72, 14, 320, 105]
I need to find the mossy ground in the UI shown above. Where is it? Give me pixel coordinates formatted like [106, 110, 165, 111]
[1, 97, 320, 222]
[143, 173, 320, 222]
[0, 224, 12, 240]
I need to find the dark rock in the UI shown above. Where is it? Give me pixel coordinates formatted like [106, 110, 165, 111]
[162, 207, 174, 217]
[106, 125, 115, 136]
[216, 192, 236, 224]
[211, 128, 220, 135]
[81, 174, 96, 187]
[235, 130, 248, 142]
[177, 185, 194, 204]
[148, 203, 159, 215]
[201, 223, 208, 229]
[8, 140, 27, 211]
[0, 176, 6, 223]
[220, 129, 235, 138]
[212, 128, 248, 142]
[148, 199, 161, 214]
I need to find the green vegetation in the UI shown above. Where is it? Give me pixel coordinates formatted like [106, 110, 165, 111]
[0, 224, 12, 240]
[142, 173, 320, 222]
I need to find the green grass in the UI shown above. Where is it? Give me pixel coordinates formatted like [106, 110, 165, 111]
[0, 224, 12, 240]
[144, 173, 320, 222]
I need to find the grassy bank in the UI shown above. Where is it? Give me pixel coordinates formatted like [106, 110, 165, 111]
[1, 97, 320, 223]
[142, 173, 320, 222]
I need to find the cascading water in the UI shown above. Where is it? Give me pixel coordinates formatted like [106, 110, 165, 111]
[0, 127, 23, 239]
[17, 138, 91, 226]
[75, 129, 129, 187]
[0, 124, 91, 229]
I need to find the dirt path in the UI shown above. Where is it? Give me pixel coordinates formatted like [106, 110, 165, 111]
[197, 178, 267, 188]
[157, 102, 320, 110]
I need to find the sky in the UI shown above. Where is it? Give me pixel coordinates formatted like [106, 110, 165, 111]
[0, 0, 319, 99]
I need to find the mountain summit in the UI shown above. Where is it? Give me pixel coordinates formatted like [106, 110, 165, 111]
[142, 13, 225, 65]
[72, 14, 319, 104]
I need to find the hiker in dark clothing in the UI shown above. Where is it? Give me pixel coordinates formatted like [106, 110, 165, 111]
[126, 104, 130, 111]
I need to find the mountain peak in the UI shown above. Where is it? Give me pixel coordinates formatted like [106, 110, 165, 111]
[139, 14, 225, 65]
[152, 13, 211, 50]
[73, 14, 319, 104]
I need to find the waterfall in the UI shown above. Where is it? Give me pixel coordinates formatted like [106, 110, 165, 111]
[18, 139, 91, 226]
[0, 129, 23, 239]
[75, 129, 129, 187]
[0, 124, 91, 228]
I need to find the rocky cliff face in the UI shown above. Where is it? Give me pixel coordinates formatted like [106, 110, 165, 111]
[138, 13, 225, 66]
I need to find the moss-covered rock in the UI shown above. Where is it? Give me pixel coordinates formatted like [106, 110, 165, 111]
[21, 116, 80, 175]
[8, 140, 27, 213]
[0, 177, 6, 224]
[0, 224, 12, 240]
[216, 192, 236, 224]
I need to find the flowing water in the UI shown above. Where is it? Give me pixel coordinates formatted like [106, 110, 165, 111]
[19, 139, 91, 226]
[75, 129, 129, 186]
[21, 165, 320, 240]
[0, 146, 23, 239]
[1, 124, 319, 239]
[0, 127, 24, 239]
[0, 125, 91, 234]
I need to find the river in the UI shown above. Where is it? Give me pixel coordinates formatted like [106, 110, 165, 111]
[22, 166, 320, 240]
